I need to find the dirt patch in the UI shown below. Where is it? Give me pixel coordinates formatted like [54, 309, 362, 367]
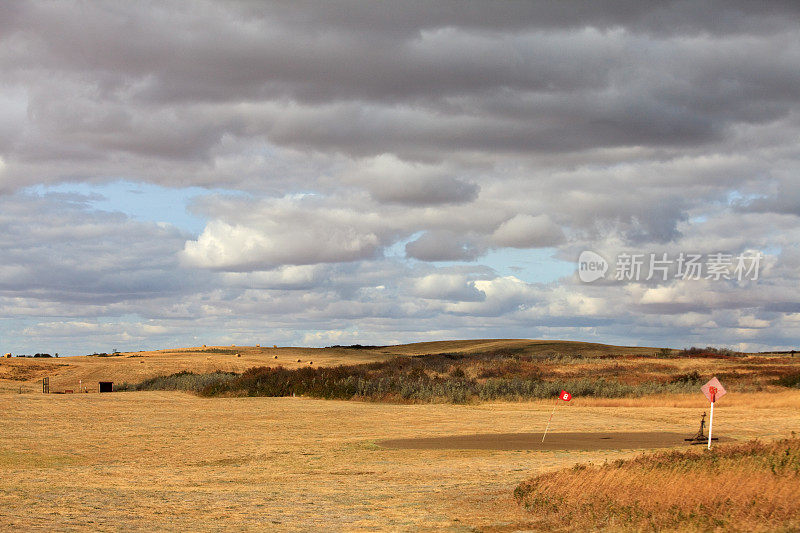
[378, 431, 729, 451]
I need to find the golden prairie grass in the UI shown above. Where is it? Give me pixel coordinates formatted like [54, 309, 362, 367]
[0, 360, 67, 381]
[4, 339, 799, 398]
[572, 389, 800, 409]
[0, 344, 398, 393]
[1, 391, 798, 530]
[514, 437, 800, 532]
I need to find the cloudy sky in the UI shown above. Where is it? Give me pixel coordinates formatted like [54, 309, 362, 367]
[2, 1, 799, 355]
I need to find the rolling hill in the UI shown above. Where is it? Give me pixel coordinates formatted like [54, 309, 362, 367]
[1, 339, 663, 393]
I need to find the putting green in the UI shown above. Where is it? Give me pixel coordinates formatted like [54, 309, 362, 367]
[378, 431, 730, 451]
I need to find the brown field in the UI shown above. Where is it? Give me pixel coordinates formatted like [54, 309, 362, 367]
[0, 339, 664, 394]
[3, 338, 797, 395]
[1, 339, 799, 531]
[1, 392, 798, 531]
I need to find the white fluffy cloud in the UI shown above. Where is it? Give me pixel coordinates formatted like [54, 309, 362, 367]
[183, 219, 382, 269]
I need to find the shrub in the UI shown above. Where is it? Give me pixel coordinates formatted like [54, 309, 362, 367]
[670, 370, 702, 385]
[127, 354, 706, 403]
[677, 346, 744, 358]
[774, 372, 800, 389]
[134, 370, 237, 392]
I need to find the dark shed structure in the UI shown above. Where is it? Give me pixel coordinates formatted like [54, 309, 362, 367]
[99, 381, 113, 393]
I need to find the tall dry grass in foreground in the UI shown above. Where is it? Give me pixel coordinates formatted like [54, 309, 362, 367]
[514, 437, 800, 532]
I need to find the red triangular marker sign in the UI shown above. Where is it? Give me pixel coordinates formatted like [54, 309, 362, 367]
[701, 377, 726, 403]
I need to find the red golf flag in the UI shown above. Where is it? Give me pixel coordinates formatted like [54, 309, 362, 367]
[560, 390, 572, 401]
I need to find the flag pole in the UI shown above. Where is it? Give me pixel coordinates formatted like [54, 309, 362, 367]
[542, 400, 558, 443]
[701, 379, 724, 450]
[707, 395, 715, 450]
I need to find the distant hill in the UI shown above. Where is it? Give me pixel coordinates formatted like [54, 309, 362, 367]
[0, 339, 664, 393]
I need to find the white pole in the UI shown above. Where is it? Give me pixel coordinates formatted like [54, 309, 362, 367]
[707, 400, 714, 450]
[542, 401, 558, 443]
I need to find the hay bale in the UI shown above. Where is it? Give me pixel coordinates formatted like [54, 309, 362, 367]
[308, 361, 313, 365]
[296, 359, 301, 363]
[274, 355, 278, 359]
[236, 353, 241, 357]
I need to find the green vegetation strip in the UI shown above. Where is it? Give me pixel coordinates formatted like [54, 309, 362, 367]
[118, 351, 713, 402]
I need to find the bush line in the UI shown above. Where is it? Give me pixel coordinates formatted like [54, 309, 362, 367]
[119, 354, 708, 403]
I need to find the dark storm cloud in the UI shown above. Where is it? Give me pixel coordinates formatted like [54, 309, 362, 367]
[256, 1, 800, 38]
[2, 0, 799, 181]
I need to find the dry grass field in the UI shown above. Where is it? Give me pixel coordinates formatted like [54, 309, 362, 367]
[1, 340, 799, 531]
[0, 344, 393, 394]
[3, 338, 797, 396]
[1, 391, 799, 531]
[515, 437, 800, 531]
[0, 339, 663, 394]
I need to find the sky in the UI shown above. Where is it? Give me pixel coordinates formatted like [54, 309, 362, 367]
[1, 1, 800, 355]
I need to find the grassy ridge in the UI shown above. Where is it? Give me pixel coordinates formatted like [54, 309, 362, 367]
[118, 347, 800, 402]
[514, 437, 800, 532]
[120, 350, 709, 402]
